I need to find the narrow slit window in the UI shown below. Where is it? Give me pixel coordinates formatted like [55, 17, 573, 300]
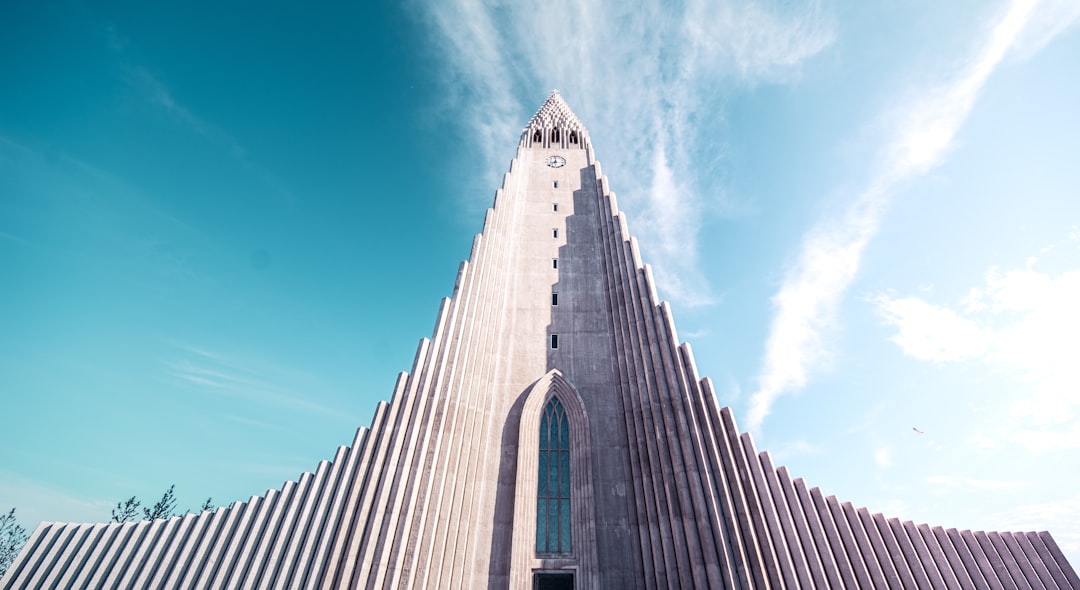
[552, 259, 558, 269]
[552, 228, 558, 238]
[553, 180, 559, 189]
[552, 293, 558, 306]
[552, 202, 559, 212]
[550, 334, 559, 349]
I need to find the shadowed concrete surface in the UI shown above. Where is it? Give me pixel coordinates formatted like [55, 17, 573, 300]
[3, 93, 1077, 589]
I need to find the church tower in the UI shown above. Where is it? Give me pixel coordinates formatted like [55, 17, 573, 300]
[4, 92, 1078, 589]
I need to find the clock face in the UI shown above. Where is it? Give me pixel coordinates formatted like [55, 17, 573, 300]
[546, 156, 566, 168]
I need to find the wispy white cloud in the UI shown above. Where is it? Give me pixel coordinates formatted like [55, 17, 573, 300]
[874, 447, 893, 469]
[112, 30, 294, 205]
[164, 343, 348, 419]
[769, 439, 822, 465]
[926, 474, 1027, 491]
[874, 295, 991, 362]
[876, 256, 1080, 453]
[746, 0, 1069, 431]
[414, 0, 833, 306]
[0, 231, 31, 247]
[0, 472, 113, 527]
[990, 493, 1080, 561]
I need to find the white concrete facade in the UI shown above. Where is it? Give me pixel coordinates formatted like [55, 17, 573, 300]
[3, 92, 1078, 589]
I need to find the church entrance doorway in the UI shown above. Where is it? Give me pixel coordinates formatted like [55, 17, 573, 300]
[533, 572, 574, 590]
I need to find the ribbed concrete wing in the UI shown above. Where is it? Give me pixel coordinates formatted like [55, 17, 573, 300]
[3, 92, 1077, 589]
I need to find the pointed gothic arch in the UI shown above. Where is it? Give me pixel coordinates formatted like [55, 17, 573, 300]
[510, 369, 599, 589]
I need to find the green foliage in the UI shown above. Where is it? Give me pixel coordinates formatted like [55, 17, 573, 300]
[111, 496, 141, 524]
[112, 485, 213, 523]
[142, 485, 177, 521]
[1, 508, 29, 579]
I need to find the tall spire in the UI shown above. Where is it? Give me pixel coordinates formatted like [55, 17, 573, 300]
[521, 89, 588, 149]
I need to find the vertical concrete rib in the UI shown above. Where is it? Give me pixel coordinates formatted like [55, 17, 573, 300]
[1012, 532, 1058, 589]
[989, 532, 1035, 589]
[960, 529, 1007, 588]
[610, 214, 677, 587]
[1035, 531, 1080, 588]
[127, 515, 183, 588]
[757, 453, 813, 588]
[975, 530, 1021, 589]
[103, 520, 153, 589]
[328, 335, 432, 587]
[916, 523, 962, 589]
[740, 435, 798, 588]
[273, 461, 332, 586]
[255, 473, 313, 588]
[1000, 532, 1046, 589]
[793, 481, 845, 588]
[83, 523, 138, 590]
[29, 524, 79, 589]
[719, 408, 773, 588]
[425, 181, 514, 589]
[311, 420, 382, 588]
[0, 523, 48, 586]
[943, 527, 989, 589]
[856, 508, 903, 587]
[823, 497, 871, 589]
[417, 178, 508, 589]
[17, 524, 63, 587]
[187, 500, 245, 588]
[297, 446, 352, 588]
[647, 297, 713, 587]
[888, 518, 934, 588]
[111, 519, 163, 588]
[898, 518, 950, 587]
[439, 191, 516, 589]
[840, 501, 887, 587]
[682, 349, 743, 589]
[597, 190, 659, 587]
[811, 490, 857, 587]
[873, 513, 919, 588]
[657, 304, 726, 588]
[598, 194, 661, 588]
[777, 468, 830, 587]
[631, 263, 698, 588]
[223, 487, 283, 589]
[52, 524, 107, 589]
[145, 513, 198, 588]
[929, 525, 976, 589]
[166, 508, 219, 587]
[155, 507, 207, 583]
[199, 497, 260, 588]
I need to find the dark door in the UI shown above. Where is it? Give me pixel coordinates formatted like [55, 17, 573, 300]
[534, 572, 574, 590]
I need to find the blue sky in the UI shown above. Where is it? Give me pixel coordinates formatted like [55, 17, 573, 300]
[2, 0, 1079, 564]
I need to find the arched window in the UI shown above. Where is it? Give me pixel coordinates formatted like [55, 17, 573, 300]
[550, 128, 560, 143]
[569, 131, 578, 144]
[533, 129, 542, 143]
[537, 397, 571, 554]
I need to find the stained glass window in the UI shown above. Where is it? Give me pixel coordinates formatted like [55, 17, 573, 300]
[537, 397, 571, 553]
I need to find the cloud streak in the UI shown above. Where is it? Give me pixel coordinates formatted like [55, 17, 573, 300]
[746, 0, 1064, 431]
[413, 0, 833, 306]
[877, 257, 1080, 453]
[164, 343, 347, 419]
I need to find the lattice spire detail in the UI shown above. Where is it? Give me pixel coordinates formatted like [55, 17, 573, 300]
[521, 90, 588, 148]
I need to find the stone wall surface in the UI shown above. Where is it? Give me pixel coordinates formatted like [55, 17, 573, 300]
[3, 93, 1077, 589]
